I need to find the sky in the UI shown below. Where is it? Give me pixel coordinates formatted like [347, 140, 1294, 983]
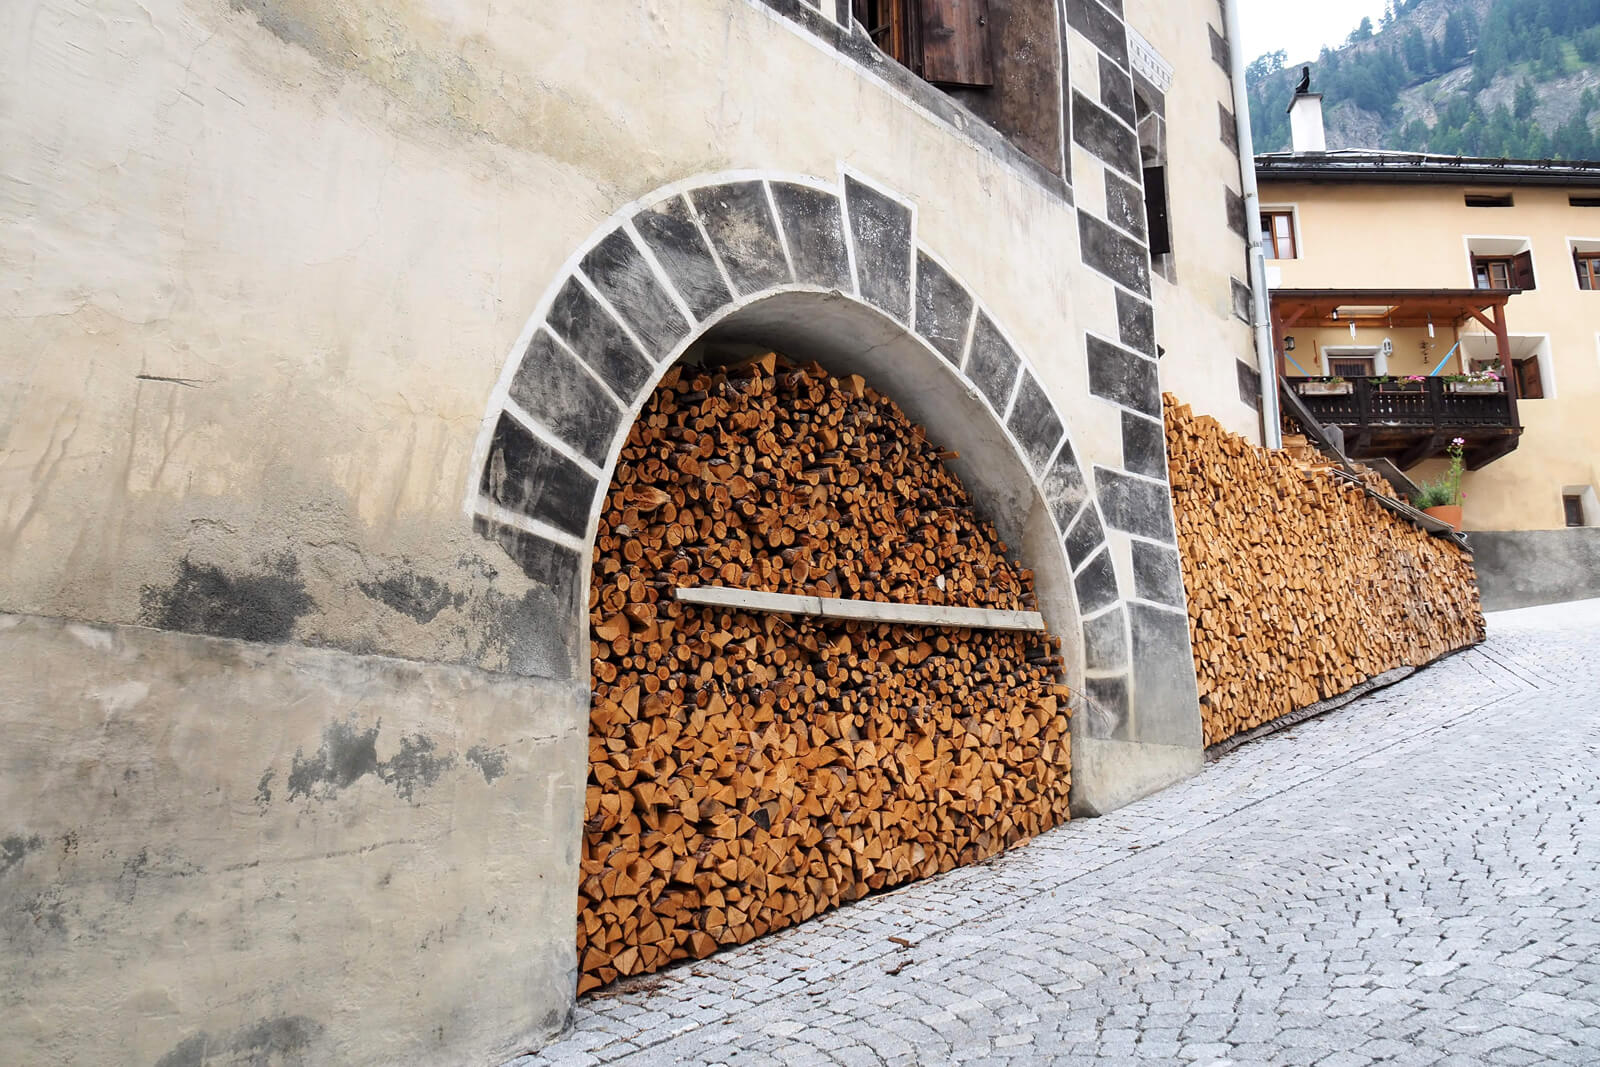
[1236, 0, 1394, 66]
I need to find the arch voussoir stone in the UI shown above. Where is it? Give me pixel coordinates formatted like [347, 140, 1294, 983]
[472, 167, 1147, 751]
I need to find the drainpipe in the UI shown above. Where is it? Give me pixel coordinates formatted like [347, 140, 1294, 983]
[1221, 0, 1283, 449]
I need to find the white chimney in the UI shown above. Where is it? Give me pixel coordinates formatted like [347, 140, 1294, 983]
[1289, 92, 1327, 154]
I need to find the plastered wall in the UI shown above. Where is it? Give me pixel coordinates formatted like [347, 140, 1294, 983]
[1123, 0, 1263, 443]
[1260, 181, 1600, 532]
[0, 0, 1238, 1061]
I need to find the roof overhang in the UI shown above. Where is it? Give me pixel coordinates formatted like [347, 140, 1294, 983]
[1255, 152, 1600, 189]
[1270, 288, 1516, 328]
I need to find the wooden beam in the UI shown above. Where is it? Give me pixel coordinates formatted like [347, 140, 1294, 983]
[1465, 431, 1522, 471]
[1395, 432, 1449, 471]
[675, 586, 1047, 632]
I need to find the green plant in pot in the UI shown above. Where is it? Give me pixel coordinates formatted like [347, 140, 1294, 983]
[1412, 437, 1466, 531]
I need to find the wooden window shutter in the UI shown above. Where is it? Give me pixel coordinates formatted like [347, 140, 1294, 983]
[918, 0, 993, 87]
[1144, 167, 1172, 257]
[1512, 250, 1537, 290]
[1515, 356, 1543, 399]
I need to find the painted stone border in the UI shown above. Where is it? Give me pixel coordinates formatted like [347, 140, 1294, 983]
[467, 167, 1132, 716]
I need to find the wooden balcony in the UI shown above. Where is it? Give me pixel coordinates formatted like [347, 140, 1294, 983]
[1284, 376, 1521, 470]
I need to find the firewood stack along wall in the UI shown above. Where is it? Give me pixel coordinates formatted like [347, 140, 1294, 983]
[1165, 395, 1487, 749]
[581, 355, 1073, 992]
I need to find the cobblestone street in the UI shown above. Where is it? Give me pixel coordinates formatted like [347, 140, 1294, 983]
[516, 599, 1600, 1066]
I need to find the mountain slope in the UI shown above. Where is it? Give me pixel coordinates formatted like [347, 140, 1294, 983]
[1247, 0, 1600, 160]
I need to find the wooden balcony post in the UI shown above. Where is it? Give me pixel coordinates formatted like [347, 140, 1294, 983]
[1492, 303, 1521, 428]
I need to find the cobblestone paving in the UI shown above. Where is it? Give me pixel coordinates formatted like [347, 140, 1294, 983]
[514, 599, 1600, 1066]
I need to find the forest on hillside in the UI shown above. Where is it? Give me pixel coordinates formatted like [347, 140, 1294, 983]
[1248, 0, 1600, 160]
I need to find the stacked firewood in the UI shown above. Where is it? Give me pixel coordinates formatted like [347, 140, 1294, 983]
[579, 354, 1071, 992]
[1166, 395, 1486, 748]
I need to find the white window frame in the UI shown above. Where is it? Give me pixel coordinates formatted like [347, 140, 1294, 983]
[1260, 204, 1303, 261]
[1460, 332, 1555, 400]
[1568, 238, 1600, 291]
[1562, 485, 1600, 527]
[1463, 234, 1536, 290]
[1320, 344, 1387, 377]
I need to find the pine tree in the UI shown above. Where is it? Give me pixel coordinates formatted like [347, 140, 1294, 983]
[1443, 13, 1468, 60]
[1514, 80, 1538, 121]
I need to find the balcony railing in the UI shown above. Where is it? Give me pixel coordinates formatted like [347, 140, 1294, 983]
[1282, 376, 1521, 470]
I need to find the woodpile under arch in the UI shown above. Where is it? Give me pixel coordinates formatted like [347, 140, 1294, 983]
[579, 353, 1074, 991]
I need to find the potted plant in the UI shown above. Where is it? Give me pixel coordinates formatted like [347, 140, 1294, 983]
[1299, 376, 1353, 396]
[1376, 374, 1425, 393]
[1411, 437, 1466, 531]
[1444, 369, 1504, 394]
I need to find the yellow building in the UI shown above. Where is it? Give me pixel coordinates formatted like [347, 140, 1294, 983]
[1256, 91, 1600, 609]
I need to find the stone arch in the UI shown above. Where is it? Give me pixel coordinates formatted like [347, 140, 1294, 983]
[468, 167, 1144, 801]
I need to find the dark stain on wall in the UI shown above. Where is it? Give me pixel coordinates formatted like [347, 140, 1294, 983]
[117, 847, 150, 905]
[357, 570, 465, 625]
[140, 555, 315, 643]
[381, 735, 454, 801]
[0, 834, 42, 878]
[286, 720, 381, 800]
[254, 771, 275, 812]
[155, 1015, 324, 1067]
[284, 720, 455, 803]
[465, 744, 507, 784]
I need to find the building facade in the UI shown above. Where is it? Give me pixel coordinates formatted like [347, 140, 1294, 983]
[1258, 93, 1600, 609]
[1, 1, 1260, 1062]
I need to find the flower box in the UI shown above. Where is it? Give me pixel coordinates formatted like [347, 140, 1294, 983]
[1376, 382, 1424, 393]
[1447, 381, 1504, 395]
[1298, 381, 1353, 396]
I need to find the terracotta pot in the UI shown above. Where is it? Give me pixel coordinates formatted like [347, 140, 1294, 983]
[1424, 504, 1463, 531]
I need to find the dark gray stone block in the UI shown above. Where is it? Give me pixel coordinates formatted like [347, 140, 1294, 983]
[914, 252, 974, 364]
[1132, 70, 1165, 120]
[1065, 503, 1105, 570]
[546, 276, 655, 401]
[1080, 212, 1150, 296]
[1043, 437, 1090, 531]
[1129, 602, 1200, 746]
[1096, 466, 1176, 543]
[508, 329, 623, 467]
[1099, 54, 1136, 127]
[1074, 546, 1121, 617]
[845, 176, 913, 322]
[1087, 335, 1160, 416]
[633, 195, 733, 320]
[1082, 674, 1131, 740]
[690, 182, 792, 296]
[1208, 23, 1230, 71]
[580, 228, 690, 361]
[1132, 541, 1186, 607]
[770, 182, 852, 292]
[1116, 289, 1156, 356]
[1104, 170, 1146, 242]
[1072, 91, 1140, 180]
[1225, 187, 1248, 239]
[479, 413, 597, 540]
[1237, 359, 1262, 407]
[1121, 412, 1167, 480]
[1083, 606, 1128, 672]
[965, 313, 1020, 413]
[1006, 368, 1064, 475]
[1231, 276, 1253, 324]
[1065, 0, 1129, 69]
[471, 516, 583, 680]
